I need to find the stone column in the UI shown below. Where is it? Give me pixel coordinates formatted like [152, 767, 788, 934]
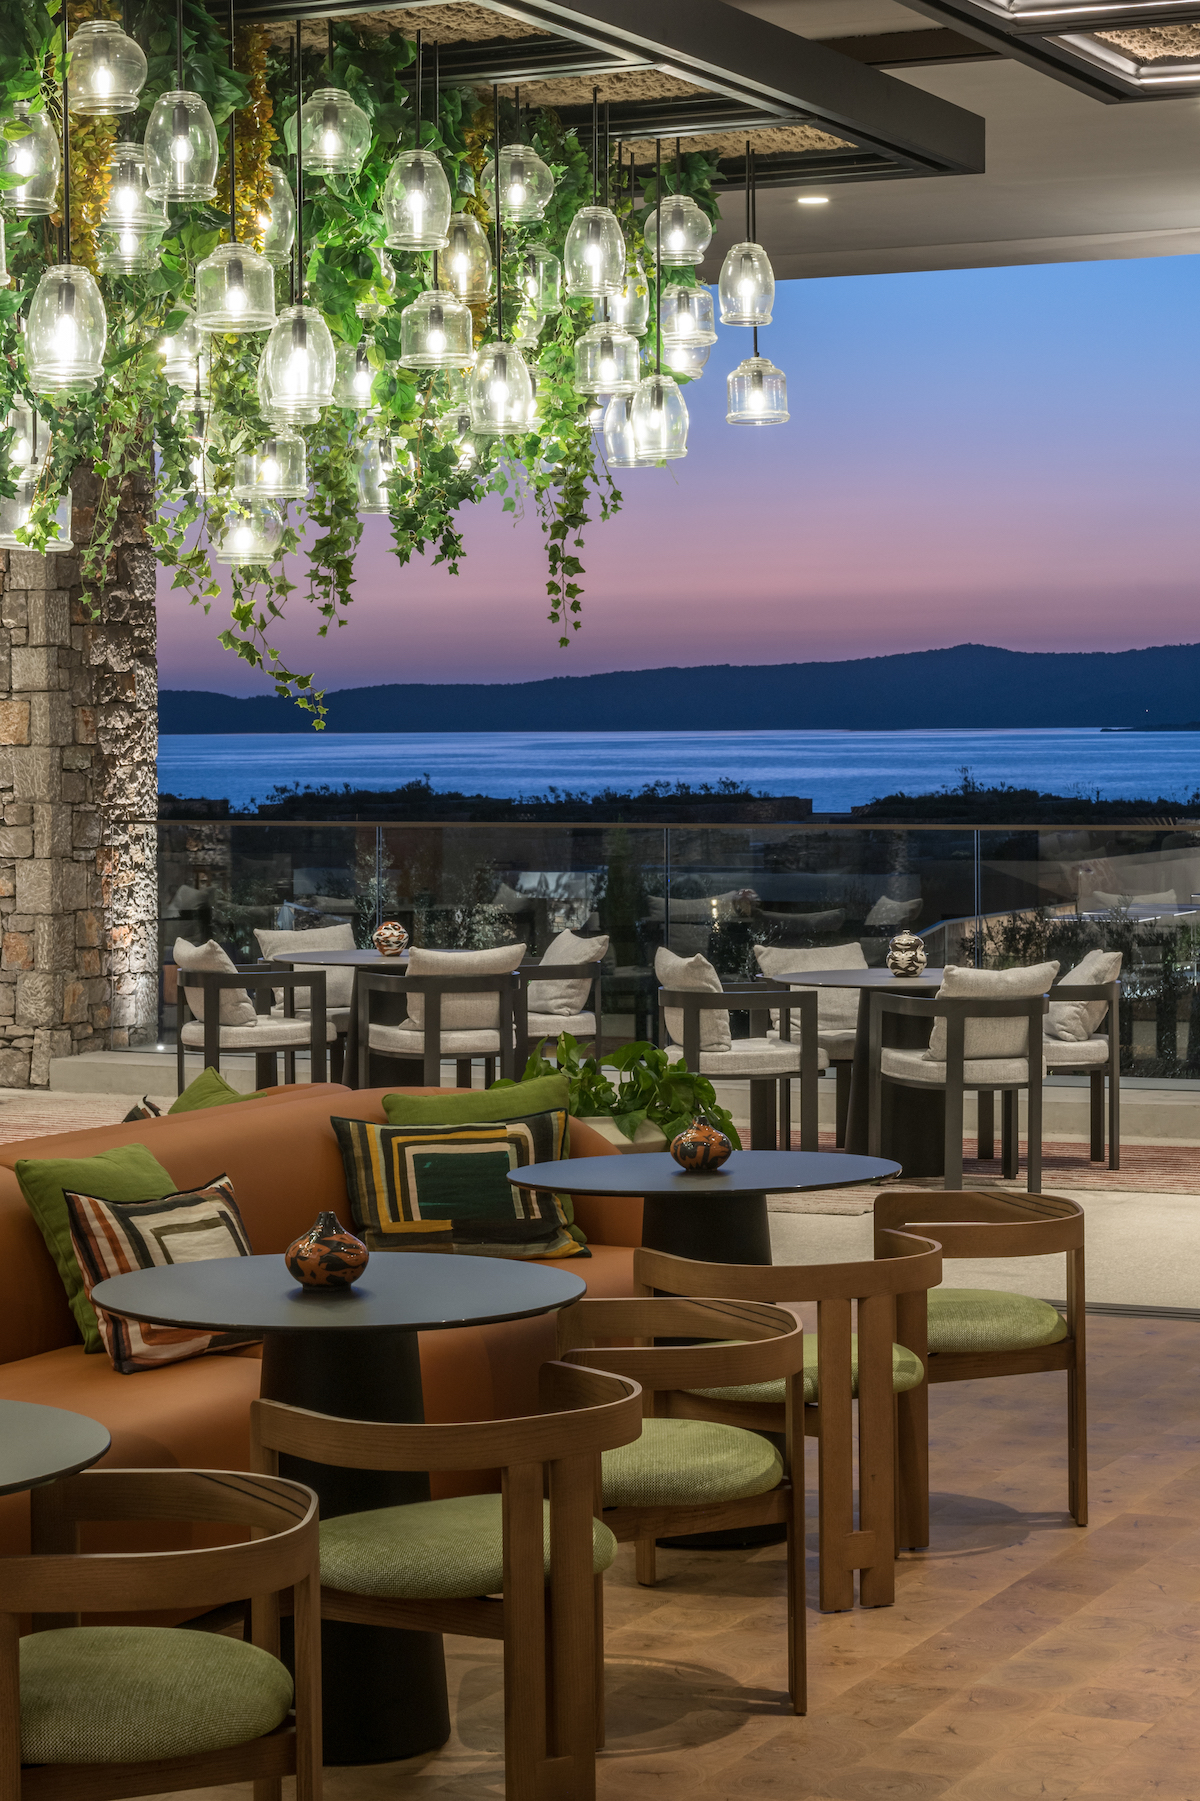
[0, 472, 158, 1086]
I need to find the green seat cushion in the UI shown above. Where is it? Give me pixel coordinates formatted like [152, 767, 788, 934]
[16, 1144, 178, 1354]
[601, 1417, 784, 1509]
[19, 1626, 293, 1765]
[686, 1337, 925, 1408]
[168, 1067, 264, 1112]
[926, 1288, 1068, 1354]
[320, 1492, 617, 1599]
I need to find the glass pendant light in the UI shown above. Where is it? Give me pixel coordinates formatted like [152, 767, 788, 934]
[469, 340, 533, 437]
[195, 243, 276, 331]
[300, 87, 370, 178]
[333, 337, 377, 408]
[610, 256, 649, 336]
[356, 247, 394, 321]
[644, 193, 712, 268]
[437, 214, 492, 304]
[399, 290, 473, 370]
[259, 305, 335, 416]
[67, 19, 147, 116]
[520, 244, 561, 317]
[631, 371, 688, 460]
[574, 315, 640, 397]
[213, 501, 284, 566]
[159, 305, 201, 386]
[233, 429, 307, 500]
[257, 356, 318, 429]
[439, 403, 478, 472]
[480, 142, 554, 223]
[258, 165, 296, 266]
[727, 354, 788, 425]
[1, 102, 60, 216]
[585, 398, 605, 428]
[665, 340, 712, 378]
[4, 402, 43, 472]
[0, 475, 34, 549]
[564, 205, 624, 298]
[602, 394, 653, 469]
[144, 89, 219, 201]
[97, 143, 168, 273]
[719, 241, 774, 327]
[383, 148, 451, 250]
[356, 431, 398, 515]
[660, 283, 717, 350]
[27, 265, 107, 395]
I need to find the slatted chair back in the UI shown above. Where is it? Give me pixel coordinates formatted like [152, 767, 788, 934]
[554, 1295, 806, 1403]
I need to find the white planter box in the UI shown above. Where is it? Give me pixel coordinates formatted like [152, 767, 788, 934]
[579, 1115, 668, 1154]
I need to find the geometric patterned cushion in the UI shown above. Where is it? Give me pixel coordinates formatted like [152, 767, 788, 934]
[685, 1336, 925, 1408]
[19, 1625, 293, 1764]
[320, 1492, 618, 1600]
[601, 1417, 784, 1508]
[926, 1287, 1068, 1354]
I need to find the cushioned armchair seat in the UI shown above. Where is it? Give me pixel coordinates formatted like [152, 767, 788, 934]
[368, 1025, 503, 1056]
[1042, 1035, 1110, 1067]
[601, 1417, 784, 1509]
[180, 1017, 337, 1049]
[271, 1003, 351, 1032]
[880, 1046, 1042, 1087]
[526, 1010, 596, 1039]
[686, 1336, 924, 1407]
[665, 1038, 826, 1077]
[926, 1287, 1068, 1354]
[320, 1491, 617, 1600]
[18, 1625, 293, 1764]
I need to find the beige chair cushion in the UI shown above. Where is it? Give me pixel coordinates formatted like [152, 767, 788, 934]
[369, 1024, 502, 1056]
[181, 1017, 337, 1048]
[927, 962, 1058, 1061]
[819, 1029, 857, 1060]
[667, 1038, 826, 1076]
[1042, 1034, 1110, 1068]
[272, 1004, 351, 1033]
[527, 929, 608, 1015]
[254, 922, 356, 1009]
[404, 944, 525, 1031]
[883, 1045, 1042, 1087]
[655, 947, 731, 1052]
[755, 942, 865, 1034]
[527, 1011, 595, 1039]
[173, 938, 256, 1026]
[1084, 888, 1174, 912]
[1046, 950, 1122, 1042]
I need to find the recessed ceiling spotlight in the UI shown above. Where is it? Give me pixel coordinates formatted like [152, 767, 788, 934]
[797, 195, 830, 205]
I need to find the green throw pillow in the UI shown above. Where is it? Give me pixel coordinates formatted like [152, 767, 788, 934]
[169, 1067, 264, 1113]
[16, 1144, 178, 1353]
[332, 1110, 587, 1260]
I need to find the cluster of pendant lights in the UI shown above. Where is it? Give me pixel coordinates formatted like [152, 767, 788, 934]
[1, 9, 786, 565]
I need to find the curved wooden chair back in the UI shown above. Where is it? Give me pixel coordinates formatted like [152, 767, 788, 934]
[0, 1467, 321, 1801]
[554, 1296, 806, 1402]
[873, 1188, 1083, 1260]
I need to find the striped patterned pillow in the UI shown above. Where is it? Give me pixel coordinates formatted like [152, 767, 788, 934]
[66, 1174, 256, 1374]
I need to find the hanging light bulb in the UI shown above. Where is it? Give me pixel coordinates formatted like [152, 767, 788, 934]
[212, 501, 284, 567]
[195, 242, 276, 332]
[233, 430, 307, 500]
[26, 266, 107, 395]
[727, 354, 788, 425]
[660, 283, 718, 350]
[399, 290, 474, 371]
[563, 205, 624, 298]
[574, 318, 640, 397]
[158, 306, 201, 387]
[333, 337, 378, 408]
[665, 340, 712, 379]
[257, 165, 296, 266]
[259, 305, 336, 417]
[610, 256, 649, 336]
[144, 89, 219, 201]
[67, 19, 147, 116]
[356, 247, 395, 321]
[258, 353, 319, 429]
[300, 87, 370, 177]
[479, 142, 555, 223]
[602, 393, 654, 469]
[96, 144, 167, 273]
[644, 193, 712, 268]
[469, 341, 534, 437]
[4, 403, 42, 473]
[383, 147, 452, 250]
[1, 102, 60, 216]
[630, 372, 688, 461]
[436, 213, 492, 304]
[718, 241, 775, 327]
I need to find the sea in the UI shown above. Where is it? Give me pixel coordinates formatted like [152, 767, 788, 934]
[155, 726, 1200, 813]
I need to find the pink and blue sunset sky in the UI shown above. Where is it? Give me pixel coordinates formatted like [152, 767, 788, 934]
[156, 253, 1200, 694]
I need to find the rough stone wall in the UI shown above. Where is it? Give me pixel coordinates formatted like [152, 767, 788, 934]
[0, 470, 158, 1086]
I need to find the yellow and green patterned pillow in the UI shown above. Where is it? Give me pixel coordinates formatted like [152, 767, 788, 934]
[331, 1110, 587, 1260]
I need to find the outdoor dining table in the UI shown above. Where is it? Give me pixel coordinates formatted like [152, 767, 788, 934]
[775, 966, 947, 1177]
[269, 946, 408, 1088]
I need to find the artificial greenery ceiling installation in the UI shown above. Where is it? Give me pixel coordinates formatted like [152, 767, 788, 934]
[0, 0, 726, 719]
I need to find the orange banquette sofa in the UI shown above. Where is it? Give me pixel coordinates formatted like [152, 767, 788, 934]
[0, 1083, 640, 1561]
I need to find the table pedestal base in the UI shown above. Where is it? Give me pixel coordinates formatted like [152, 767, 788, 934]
[263, 1327, 451, 1766]
[641, 1191, 772, 1265]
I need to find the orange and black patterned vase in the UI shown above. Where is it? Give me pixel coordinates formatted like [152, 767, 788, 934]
[670, 1116, 733, 1173]
[372, 919, 409, 956]
[286, 1211, 370, 1289]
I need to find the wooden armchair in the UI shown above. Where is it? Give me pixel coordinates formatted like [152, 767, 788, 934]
[0, 1467, 320, 1801]
[176, 966, 330, 1094]
[357, 969, 520, 1087]
[632, 1234, 943, 1612]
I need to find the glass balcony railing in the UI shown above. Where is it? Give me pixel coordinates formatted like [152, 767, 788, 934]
[156, 818, 1200, 1078]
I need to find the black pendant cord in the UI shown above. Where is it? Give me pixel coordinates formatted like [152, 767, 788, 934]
[603, 100, 609, 208]
[227, 0, 236, 242]
[295, 18, 304, 300]
[176, 0, 183, 89]
[654, 137, 661, 378]
[750, 146, 758, 359]
[675, 135, 680, 200]
[327, 19, 334, 79]
[287, 34, 296, 303]
[745, 137, 751, 241]
[514, 85, 520, 142]
[591, 87, 598, 206]
[492, 82, 502, 342]
[61, 68, 70, 263]
[431, 41, 439, 291]
[414, 29, 422, 146]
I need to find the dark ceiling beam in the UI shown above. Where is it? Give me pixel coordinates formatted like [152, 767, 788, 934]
[431, 34, 647, 81]
[884, 0, 1180, 99]
[554, 96, 805, 137]
[816, 28, 1002, 66]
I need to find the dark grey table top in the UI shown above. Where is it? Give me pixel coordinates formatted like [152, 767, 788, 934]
[0, 1399, 110, 1497]
[775, 967, 945, 990]
[512, 1149, 899, 1198]
[92, 1253, 585, 1337]
[269, 950, 407, 966]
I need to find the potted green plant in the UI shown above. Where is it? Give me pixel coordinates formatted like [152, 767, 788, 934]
[494, 1033, 741, 1151]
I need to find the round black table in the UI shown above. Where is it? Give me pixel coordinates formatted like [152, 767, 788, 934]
[92, 1253, 585, 1766]
[513, 1148, 899, 1265]
[0, 1399, 110, 1496]
[778, 967, 946, 1178]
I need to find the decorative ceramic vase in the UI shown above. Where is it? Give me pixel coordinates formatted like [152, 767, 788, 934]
[286, 1211, 369, 1289]
[373, 919, 409, 957]
[670, 1116, 733, 1173]
[886, 929, 928, 978]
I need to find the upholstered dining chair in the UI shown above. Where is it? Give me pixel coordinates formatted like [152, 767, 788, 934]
[632, 1234, 942, 1612]
[251, 1363, 642, 1801]
[256, 922, 358, 1083]
[556, 1295, 808, 1714]
[874, 1188, 1087, 1540]
[173, 940, 331, 1094]
[518, 930, 608, 1061]
[2, 1466, 321, 1801]
[754, 943, 869, 1146]
[357, 946, 525, 1086]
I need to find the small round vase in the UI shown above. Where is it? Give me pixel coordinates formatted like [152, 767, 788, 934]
[286, 1211, 369, 1289]
[670, 1116, 733, 1174]
[373, 919, 409, 957]
[886, 929, 928, 978]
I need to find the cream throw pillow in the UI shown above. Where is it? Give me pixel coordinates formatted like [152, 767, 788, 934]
[254, 923, 356, 1009]
[865, 895, 922, 929]
[527, 930, 609, 1015]
[754, 943, 866, 1034]
[927, 962, 1059, 1062]
[173, 938, 256, 1026]
[1045, 950, 1122, 1041]
[404, 944, 525, 1031]
[655, 947, 732, 1052]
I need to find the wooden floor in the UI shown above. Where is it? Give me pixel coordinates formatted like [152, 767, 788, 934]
[164, 1313, 1200, 1801]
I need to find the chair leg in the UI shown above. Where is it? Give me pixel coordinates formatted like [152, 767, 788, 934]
[786, 1481, 807, 1715]
[895, 1383, 930, 1551]
[253, 1781, 283, 1801]
[1027, 1070, 1043, 1194]
[455, 1057, 473, 1089]
[1068, 1361, 1088, 1527]
[330, 1036, 345, 1084]
[1109, 1066, 1120, 1172]
[749, 1078, 777, 1150]
[779, 1073, 793, 1151]
[255, 1052, 279, 1090]
[283, 1049, 296, 1086]
[856, 1293, 896, 1609]
[816, 1307, 856, 1612]
[484, 1056, 496, 1087]
[834, 1061, 851, 1148]
[943, 1076, 964, 1192]
[1001, 1090, 1018, 1179]
[977, 1088, 995, 1160]
[177, 1033, 185, 1096]
[593, 1574, 606, 1749]
[635, 1538, 657, 1586]
[1090, 1071, 1104, 1162]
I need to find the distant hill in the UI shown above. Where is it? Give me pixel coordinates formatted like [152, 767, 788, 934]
[159, 641, 1200, 733]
